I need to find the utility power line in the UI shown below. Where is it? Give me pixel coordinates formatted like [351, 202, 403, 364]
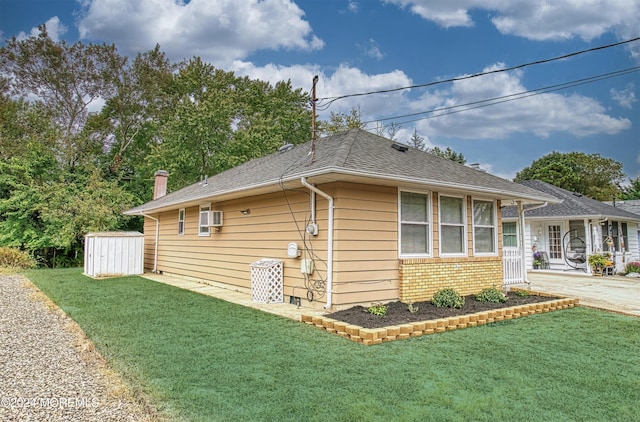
[317, 37, 640, 107]
[359, 66, 640, 130]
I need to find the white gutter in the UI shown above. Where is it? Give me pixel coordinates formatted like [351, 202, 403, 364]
[301, 177, 334, 309]
[140, 213, 160, 273]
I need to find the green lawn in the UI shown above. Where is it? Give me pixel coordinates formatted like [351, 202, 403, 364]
[26, 268, 640, 421]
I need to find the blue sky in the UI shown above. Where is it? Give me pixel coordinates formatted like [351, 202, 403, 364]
[1, 0, 639, 183]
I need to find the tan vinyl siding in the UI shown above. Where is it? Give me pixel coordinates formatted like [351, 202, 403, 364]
[330, 182, 399, 308]
[141, 180, 506, 311]
[145, 191, 319, 297]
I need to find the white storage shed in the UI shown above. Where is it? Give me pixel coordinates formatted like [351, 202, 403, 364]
[84, 231, 144, 278]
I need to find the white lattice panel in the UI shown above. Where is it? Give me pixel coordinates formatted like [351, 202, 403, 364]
[250, 259, 283, 303]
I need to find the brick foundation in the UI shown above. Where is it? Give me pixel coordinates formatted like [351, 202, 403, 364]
[399, 256, 503, 303]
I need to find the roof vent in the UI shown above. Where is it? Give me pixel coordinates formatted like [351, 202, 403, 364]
[391, 143, 408, 152]
[572, 192, 583, 197]
[278, 143, 294, 153]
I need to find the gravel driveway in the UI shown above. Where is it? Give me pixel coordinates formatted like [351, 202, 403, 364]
[0, 275, 160, 421]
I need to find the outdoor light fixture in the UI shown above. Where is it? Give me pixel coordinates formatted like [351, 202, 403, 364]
[241, 209, 250, 215]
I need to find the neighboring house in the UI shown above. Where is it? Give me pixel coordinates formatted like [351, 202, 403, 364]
[124, 129, 557, 310]
[502, 180, 640, 274]
[604, 199, 640, 258]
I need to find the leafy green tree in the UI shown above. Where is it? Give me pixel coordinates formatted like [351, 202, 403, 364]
[88, 45, 175, 202]
[514, 151, 625, 200]
[229, 77, 312, 166]
[0, 142, 58, 252]
[1, 32, 314, 265]
[148, 58, 312, 190]
[426, 146, 466, 164]
[38, 168, 136, 257]
[318, 106, 364, 135]
[620, 176, 640, 200]
[1, 25, 124, 170]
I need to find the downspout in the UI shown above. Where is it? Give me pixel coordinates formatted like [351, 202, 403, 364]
[301, 177, 334, 309]
[141, 213, 160, 274]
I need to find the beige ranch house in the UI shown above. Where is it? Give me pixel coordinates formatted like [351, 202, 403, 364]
[124, 129, 558, 310]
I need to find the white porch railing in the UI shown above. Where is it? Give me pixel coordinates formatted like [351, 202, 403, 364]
[503, 248, 524, 285]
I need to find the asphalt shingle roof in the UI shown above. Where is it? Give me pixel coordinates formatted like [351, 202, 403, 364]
[502, 180, 640, 221]
[125, 129, 558, 215]
[603, 199, 640, 218]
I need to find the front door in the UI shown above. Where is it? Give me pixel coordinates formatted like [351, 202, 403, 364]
[547, 224, 563, 265]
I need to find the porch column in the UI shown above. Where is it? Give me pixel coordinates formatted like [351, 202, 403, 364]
[517, 201, 527, 283]
[584, 219, 592, 275]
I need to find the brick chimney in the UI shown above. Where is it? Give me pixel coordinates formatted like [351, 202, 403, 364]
[153, 170, 168, 200]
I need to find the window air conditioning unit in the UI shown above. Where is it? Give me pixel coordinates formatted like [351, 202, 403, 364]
[209, 210, 223, 227]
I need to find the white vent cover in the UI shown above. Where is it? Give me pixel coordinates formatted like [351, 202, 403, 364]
[250, 259, 283, 303]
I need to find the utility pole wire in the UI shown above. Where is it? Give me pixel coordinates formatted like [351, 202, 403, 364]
[317, 37, 640, 105]
[360, 66, 640, 130]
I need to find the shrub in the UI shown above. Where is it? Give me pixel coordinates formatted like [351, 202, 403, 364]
[515, 289, 531, 297]
[475, 287, 508, 303]
[624, 261, 640, 274]
[0, 247, 37, 270]
[432, 288, 465, 309]
[368, 303, 387, 317]
[588, 253, 608, 269]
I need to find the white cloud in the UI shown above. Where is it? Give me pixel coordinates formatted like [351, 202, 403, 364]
[17, 16, 68, 42]
[77, 0, 324, 66]
[361, 38, 384, 60]
[232, 61, 412, 120]
[610, 83, 637, 109]
[409, 64, 631, 139]
[386, 0, 474, 27]
[348, 1, 359, 13]
[384, 0, 640, 42]
[233, 59, 631, 146]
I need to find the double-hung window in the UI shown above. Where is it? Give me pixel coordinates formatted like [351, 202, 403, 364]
[473, 199, 496, 254]
[440, 195, 465, 255]
[399, 191, 430, 256]
[178, 208, 185, 236]
[199, 204, 210, 236]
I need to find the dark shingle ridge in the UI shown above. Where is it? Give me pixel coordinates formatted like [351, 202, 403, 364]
[502, 180, 640, 221]
[125, 129, 557, 214]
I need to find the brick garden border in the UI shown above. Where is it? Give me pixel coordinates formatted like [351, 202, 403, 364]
[301, 291, 579, 346]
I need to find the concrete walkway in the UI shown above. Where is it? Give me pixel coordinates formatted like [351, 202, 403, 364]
[142, 273, 327, 321]
[523, 271, 640, 317]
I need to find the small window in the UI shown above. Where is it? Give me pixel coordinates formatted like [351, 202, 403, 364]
[502, 222, 517, 248]
[399, 191, 430, 256]
[473, 199, 496, 254]
[440, 195, 465, 255]
[211, 210, 223, 227]
[199, 204, 210, 236]
[178, 209, 185, 236]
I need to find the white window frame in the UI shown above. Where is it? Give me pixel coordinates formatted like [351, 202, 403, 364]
[199, 204, 210, 237]
[398, 189, 431, 257]
[439, 194, 467, 256]
[178, 208, 185, 236]
[472, 198, 497, 255]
